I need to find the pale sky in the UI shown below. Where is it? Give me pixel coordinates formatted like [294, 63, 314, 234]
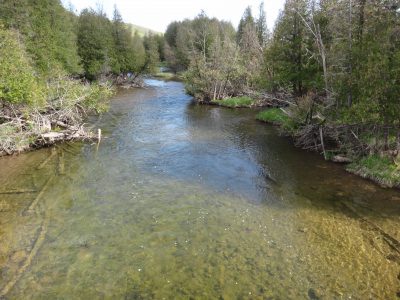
[62, 0, 285, 33]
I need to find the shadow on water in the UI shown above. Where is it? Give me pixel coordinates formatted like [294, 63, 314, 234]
[0, 79, 399, 299]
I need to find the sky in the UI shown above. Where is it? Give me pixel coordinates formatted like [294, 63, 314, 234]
[62, 0, 285, 33]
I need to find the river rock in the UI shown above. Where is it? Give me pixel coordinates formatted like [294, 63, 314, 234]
[298, 227, 309, 233]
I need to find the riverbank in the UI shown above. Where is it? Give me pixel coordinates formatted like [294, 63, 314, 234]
[255, 106, 400, 188]
[200, 95, 400, 189]
[0, 77, 114, 156]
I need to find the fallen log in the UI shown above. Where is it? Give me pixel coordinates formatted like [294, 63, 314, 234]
[25, 175, 55, 214]
[36, 149, 57, 170]
[332, 155, 352, 163]
[1, 200, 51, 298]
[58, 151, 65, 175]
[0, 189, 37, 195]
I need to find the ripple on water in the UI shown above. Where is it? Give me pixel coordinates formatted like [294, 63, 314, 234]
[0, 80, 399, 299]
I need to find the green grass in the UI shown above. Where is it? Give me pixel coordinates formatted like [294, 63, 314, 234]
[211, 96, 254, 108]
[256, 108, 290, 125]
[346, 155, 400, 187]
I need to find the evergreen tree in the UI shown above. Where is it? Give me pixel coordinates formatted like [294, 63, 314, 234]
[263, 0, 321, 95]
[77, 8, 115, 80]
[256, 2, 269, 46]
[237, 6, 255, 43]
[131, 31, 146, 73]
[143, 33, 160, 74]
[0, 0, 81, 75]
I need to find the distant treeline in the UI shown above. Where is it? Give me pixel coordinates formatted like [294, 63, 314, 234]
[0, 0, 163, 83]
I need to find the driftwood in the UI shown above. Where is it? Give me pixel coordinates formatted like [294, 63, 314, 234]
[294, 124, 400, 158]
[0, 96, 102, 156]
[332, 155, 352, 163]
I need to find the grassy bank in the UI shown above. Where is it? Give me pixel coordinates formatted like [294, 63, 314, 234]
[211, 96, 254, 108]
[256, 108, 289, 125]
[346, 155, 400, 188]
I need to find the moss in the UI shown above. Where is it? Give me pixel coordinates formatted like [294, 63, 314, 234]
[346, 155, 400, 187]
[211, 96, 254, 108]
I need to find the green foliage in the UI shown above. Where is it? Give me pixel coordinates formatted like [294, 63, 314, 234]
[112, 6, 147, 74]
[46, 72, 114, 114]
[347, 155, 400, 188]
[131, 32, 147, 72]
[167, 13, 249, 101]
[237, 6, 255, 43]
[0, 0, 82, 76]
[77, 8, 115, 80]
[262, 0, 322, 95]
[212, 96, 254, 108]
[143, 34, 161, 74]
[0, 26, 44, 106]
[77, 6, 148, 79]
[256, 108, 289, 124]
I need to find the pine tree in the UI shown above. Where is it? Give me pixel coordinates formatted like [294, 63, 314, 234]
[256, 2, 269, 47]
[77, 8, 114, 80]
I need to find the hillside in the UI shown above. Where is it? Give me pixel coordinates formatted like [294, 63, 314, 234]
[126, 23, 162, 37]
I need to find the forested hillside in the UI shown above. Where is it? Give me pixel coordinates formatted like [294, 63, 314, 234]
[0, 0, 162, 155]
[164, 1, 400, 186]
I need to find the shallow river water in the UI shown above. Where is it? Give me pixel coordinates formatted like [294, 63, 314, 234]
[0, 80, 399, 299]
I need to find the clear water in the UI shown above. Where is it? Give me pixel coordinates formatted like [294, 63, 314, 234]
[0, 80, 399, 299]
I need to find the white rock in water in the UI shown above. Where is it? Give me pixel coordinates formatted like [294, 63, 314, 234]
[332, 155, 352, 163]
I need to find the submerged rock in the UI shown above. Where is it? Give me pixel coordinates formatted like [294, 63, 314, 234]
[308, 288, 321, 300]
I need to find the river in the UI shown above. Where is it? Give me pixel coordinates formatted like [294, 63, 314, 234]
[0, 79, 399, 299]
